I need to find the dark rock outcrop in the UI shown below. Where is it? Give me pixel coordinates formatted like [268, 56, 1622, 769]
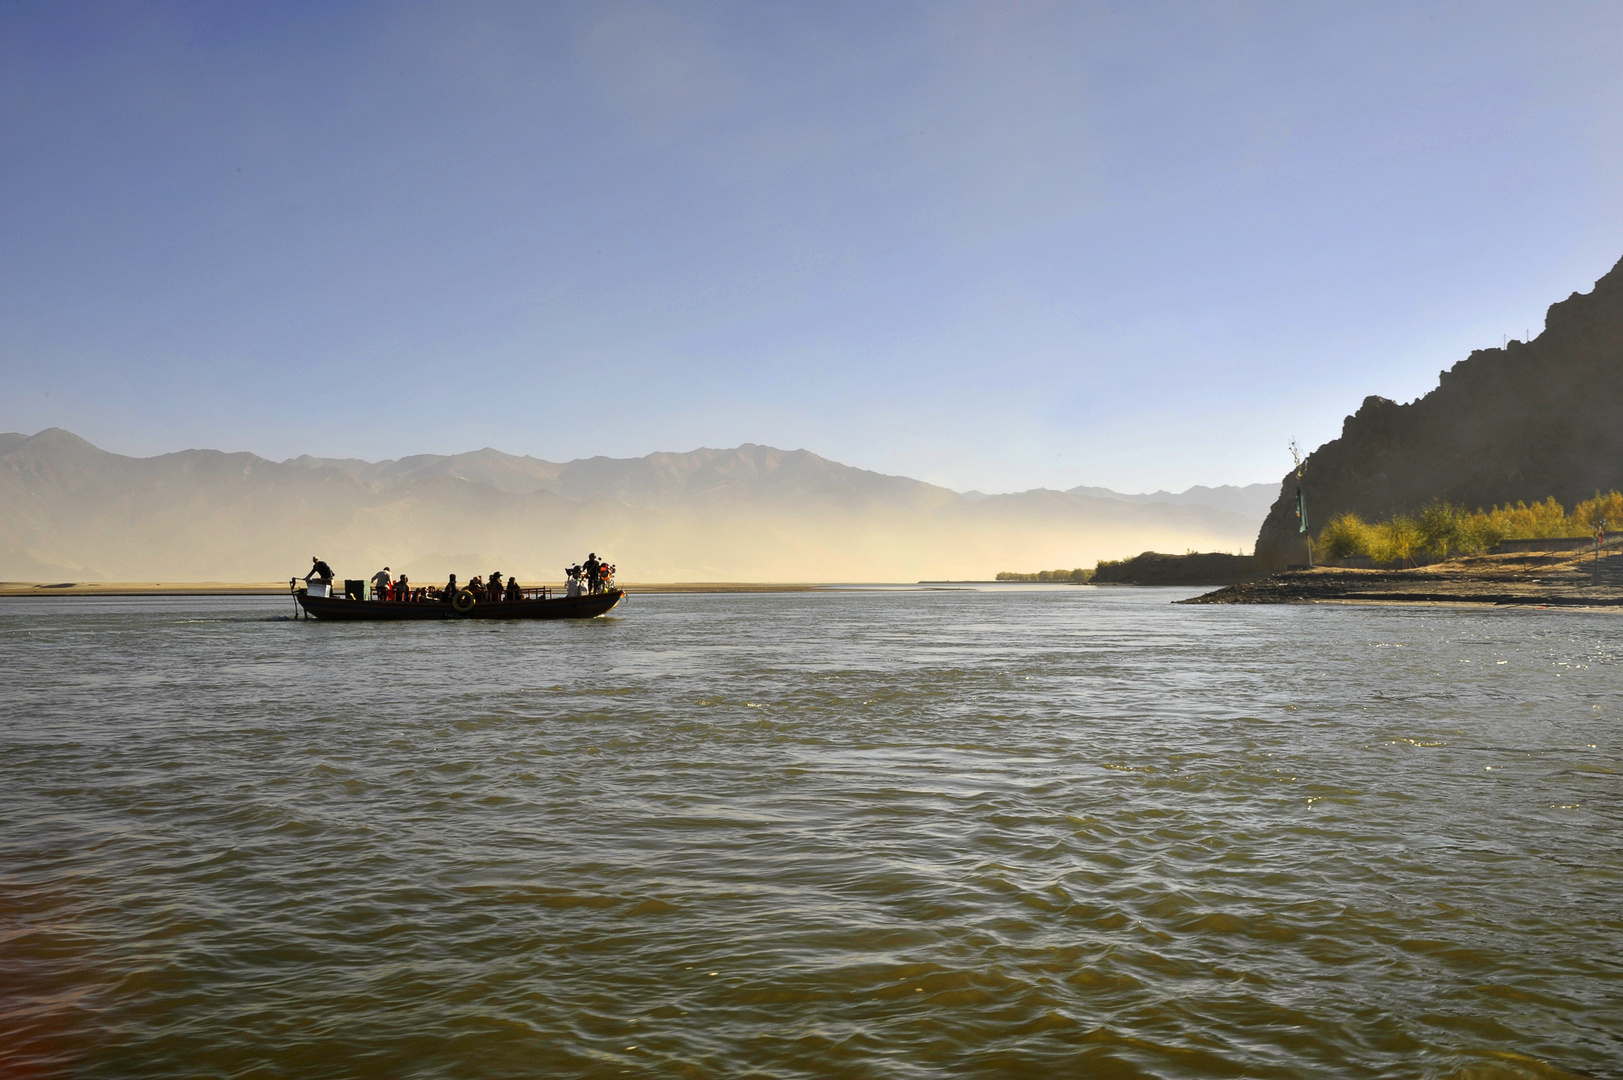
[1256, 255, 1623, 571]
[1091, 551, 1257, 586]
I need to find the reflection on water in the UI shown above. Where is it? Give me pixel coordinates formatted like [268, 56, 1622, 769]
[1, 589, 1618, 1078]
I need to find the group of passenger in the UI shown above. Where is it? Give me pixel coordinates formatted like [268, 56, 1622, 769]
[565, 552, 616, 596]
[438, 571, 526, 604]
[304, 555, 613, 603]
[370, 566, 425, 602]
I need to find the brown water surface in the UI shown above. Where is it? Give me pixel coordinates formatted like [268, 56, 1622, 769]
[1, 588, 1618, 1078]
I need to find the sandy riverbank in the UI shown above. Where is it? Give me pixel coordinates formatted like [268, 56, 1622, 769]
[1184, 545, 1623, 607]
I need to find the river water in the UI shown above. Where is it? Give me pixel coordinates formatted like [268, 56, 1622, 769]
[1, 588, 1618, 1079]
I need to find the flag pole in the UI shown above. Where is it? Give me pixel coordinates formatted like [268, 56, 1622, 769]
[1291, 439, 1311, 568]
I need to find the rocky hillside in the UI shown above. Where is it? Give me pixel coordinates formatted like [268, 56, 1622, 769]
[1256, 255, 1623, 570]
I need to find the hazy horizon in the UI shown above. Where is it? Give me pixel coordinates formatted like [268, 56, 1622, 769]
[0, 427, 1269, 582]
[5, 3, 1623, 494]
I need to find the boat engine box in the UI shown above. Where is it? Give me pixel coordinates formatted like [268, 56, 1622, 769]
[344, 579, 365, 600]
[307, 582, 330, 598]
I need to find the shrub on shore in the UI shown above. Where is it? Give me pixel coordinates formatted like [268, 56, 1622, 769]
[1318, 513, 1374, 560]
[1574, 490, 1623, 531]
[1314, 492, 1621, 561]
[1375, 514, 1426, 562]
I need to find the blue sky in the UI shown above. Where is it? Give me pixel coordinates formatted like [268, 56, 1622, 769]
[3, 1, 1621, 492]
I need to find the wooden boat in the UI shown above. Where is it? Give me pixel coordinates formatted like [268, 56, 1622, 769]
[292, 582, 624, 621]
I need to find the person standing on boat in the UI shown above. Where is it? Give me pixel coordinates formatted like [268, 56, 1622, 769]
[505, 575, 522, 603]
[488, 571, 504, 602]
[441, 573, 458, 603]
[370, 567, 392, 601]
[305, 557, 335, 585]
[395, 573, 409, 602]
[583, 553, 601, 594]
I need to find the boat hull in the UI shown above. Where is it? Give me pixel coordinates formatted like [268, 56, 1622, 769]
[296, 589, 625, 621]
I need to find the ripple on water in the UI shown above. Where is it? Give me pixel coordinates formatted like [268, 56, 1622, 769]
[0, 590, 1619, 1078]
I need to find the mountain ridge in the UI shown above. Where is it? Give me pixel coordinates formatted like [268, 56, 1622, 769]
[1066, 483, 1277, 521]
[1, 430, 1265, 582]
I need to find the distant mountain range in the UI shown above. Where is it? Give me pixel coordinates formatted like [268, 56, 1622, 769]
[1063, 483, 1277, 522]
[0, 429, 1273, 582]
[287, 446, 1276, 519]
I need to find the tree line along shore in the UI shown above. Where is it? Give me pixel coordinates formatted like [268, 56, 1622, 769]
[995, 568, 1092, 583]
[997, 552, 1258, 586]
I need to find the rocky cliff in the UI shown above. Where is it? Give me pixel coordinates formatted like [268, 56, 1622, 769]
[1256, 255, 1623, 570]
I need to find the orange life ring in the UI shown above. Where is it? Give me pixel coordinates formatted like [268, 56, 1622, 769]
[452, 589, 477, 613]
